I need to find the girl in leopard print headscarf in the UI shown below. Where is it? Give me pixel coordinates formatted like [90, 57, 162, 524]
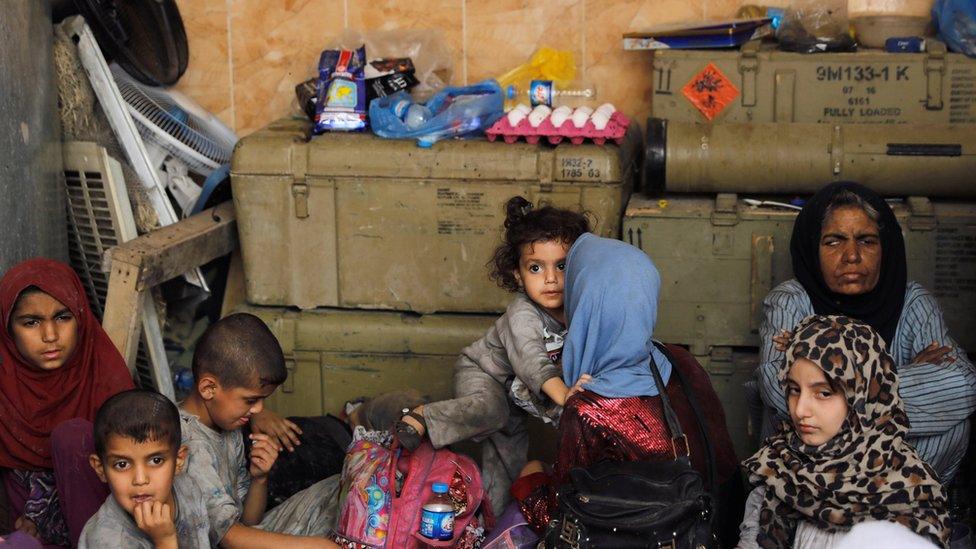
[740, 314, 950, 548]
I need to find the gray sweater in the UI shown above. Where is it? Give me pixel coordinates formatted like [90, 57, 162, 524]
[459, 292, 565, 397]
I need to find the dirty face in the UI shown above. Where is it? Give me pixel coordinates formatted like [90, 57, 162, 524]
[90, 435, 186, 516]
[514, 239, 570, 323]
[818, 206, 882, 296]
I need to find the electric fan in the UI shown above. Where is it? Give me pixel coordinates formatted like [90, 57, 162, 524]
[111, 64, 237, 215]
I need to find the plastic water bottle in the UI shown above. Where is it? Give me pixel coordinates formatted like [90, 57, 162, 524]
[506, 80, 597, 108]
[419, 482, 454, 541]
[404, 104, 432, 130]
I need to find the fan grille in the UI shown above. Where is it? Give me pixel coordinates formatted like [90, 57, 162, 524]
[63, 144, 160, 391]
[111, 65, 235, 174]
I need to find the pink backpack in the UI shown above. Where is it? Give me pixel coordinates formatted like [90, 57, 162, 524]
[333, 438, 492, 548]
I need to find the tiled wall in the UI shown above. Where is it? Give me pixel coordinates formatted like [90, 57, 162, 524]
[174, 0, 787, 136]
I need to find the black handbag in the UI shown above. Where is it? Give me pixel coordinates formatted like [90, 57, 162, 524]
[543, 342, 718, 549]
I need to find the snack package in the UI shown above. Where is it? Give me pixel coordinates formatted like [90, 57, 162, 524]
[314, 46, 367, 133]
[365, 57, 420, 101]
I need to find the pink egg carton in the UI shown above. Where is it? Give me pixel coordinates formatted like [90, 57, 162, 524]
[486, 111, 631, 146]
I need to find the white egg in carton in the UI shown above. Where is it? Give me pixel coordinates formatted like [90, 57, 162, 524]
[487, 103, 631, 145]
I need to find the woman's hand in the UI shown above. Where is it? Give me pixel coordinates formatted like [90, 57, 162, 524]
[912, 342, 955, 365]
[772, 330, 793, 352]
[249, 409, 302, 452]
[13, 515, 37, 538]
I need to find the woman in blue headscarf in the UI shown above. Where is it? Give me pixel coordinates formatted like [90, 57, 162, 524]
[510, 234, 742, 542]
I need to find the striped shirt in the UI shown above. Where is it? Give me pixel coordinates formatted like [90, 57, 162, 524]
[758, 279, 976, 482]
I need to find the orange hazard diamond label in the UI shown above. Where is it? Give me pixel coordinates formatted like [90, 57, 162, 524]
[682, 63, 739, 121]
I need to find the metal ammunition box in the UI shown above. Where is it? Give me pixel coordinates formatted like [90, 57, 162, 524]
[236, 303, 559, 460]
[651, 41, 976, 125]
[623, 193, 976, 353]
[232, 118, 639, 313]
[236, 304, 494, 417]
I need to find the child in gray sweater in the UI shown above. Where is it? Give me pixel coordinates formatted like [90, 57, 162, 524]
[80, 390, 210, 549]
[396, 196, 592, 512]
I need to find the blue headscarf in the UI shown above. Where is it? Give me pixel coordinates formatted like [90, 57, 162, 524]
[562, 233, 672, 398]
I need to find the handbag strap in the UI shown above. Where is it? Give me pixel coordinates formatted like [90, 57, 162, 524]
[651, 341, 717, 494]
[646, 347, 686, 459]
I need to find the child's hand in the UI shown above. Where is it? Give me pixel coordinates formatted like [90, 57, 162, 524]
[250, 409, 303, 452]
[248, 433, 280, 480]
[13, 515, 38, 538]
[567, 374, 592, 400]
[134, 500, 177, 547]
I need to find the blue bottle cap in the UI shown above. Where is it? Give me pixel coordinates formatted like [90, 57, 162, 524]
[432, 482, 449, 493]
[506, 85, 516, 100]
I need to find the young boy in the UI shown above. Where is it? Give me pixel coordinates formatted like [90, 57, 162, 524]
[80, 389, 211, 548]
[180, 313, 340, 548]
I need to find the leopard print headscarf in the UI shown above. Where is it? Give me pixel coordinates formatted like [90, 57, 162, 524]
[743, 315, 950, 548]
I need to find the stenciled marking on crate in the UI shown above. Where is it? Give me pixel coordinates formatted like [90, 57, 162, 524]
[558, 156, 602, 181]
[435, 188, 494, 236]
[653, 55, 976, 124]
[813, 63, 976, 123]
[950, 67, 976, 124]
[934, 227, 976, 299]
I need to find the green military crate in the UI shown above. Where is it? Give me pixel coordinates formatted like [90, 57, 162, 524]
[236, 303, 495, 417]
[695, 348, 759, 461]
[232, 118, 639, 313]
[623, 193, 976, 353]
[237, 303, 559, 461]
[651, 40, 976, 124]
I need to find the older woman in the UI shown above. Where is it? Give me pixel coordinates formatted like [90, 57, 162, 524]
[510, 233, 743, 545]
[757, 181, 976, 482]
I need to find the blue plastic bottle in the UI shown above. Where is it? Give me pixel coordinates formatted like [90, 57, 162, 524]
[419, 482, 454, 541]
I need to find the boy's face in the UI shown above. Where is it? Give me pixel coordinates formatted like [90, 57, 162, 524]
[199, 375, 277, 431]
[89, 435, 187, 516]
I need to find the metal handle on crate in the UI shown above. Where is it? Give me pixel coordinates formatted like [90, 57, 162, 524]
[750, 234, 774, 333]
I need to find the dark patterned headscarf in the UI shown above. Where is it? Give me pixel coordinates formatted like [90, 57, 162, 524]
[790, 182, 907, 346]
[743, 315, 950, 548]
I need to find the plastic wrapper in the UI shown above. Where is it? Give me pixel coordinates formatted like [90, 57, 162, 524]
[496, 47, 576, 109]
[366, 57, 419, 100]
[934, 0, 976, 57]
[314, 46, 367, 133]
[777, 0, 857, 52]
[496, 47, 576, 90]
[328, 29, 454, 101]
[369, 80, 504, 147]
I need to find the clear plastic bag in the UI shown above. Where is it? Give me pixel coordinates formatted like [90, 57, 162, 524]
[328, 29, 454, 101]
[934, 0, 976, 57]
[369, 80, 504, 147]
[777, 0, 856, 52]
